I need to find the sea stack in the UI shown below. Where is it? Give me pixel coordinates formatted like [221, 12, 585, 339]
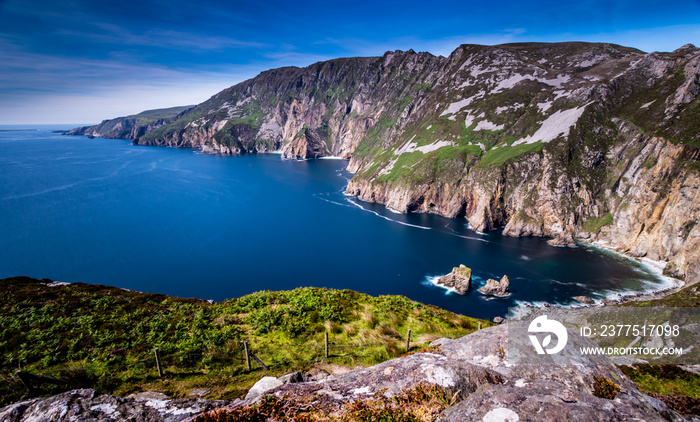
[478, 275, 510, 296]
[437, 265, 472, 294]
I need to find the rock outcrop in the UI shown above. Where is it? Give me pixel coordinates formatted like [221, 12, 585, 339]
[478, 275, 510, 296]
[575, 295, 596, 304]
[69, 42, 700, 282]
[437, 264, 472, 293]
[0, 389, 227, 422]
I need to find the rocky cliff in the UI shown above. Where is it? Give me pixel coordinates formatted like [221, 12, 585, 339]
[68, 106, 194, 140]
[69, 42, 700, 284]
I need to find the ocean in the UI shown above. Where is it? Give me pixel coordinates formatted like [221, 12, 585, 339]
[0, 126, 673, 319]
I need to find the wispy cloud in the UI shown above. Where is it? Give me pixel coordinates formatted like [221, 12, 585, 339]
[59, 24, 266, 52]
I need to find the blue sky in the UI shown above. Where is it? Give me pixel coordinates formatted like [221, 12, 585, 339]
[1, 0, 699, 124]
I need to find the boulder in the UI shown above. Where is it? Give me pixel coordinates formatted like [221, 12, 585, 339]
[278, 371, 306, 384]
[437, 265, 472, 294]
[0, 388, 228, 422]
[574, 295, 595, 305]
[245, 376, 284, 400]
[478, 275, 510, 296]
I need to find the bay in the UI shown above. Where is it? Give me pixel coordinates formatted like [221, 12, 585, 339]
[0, 126, 670, 319]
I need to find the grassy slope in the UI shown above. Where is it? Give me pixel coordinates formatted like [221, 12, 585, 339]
[0, 277, 490, 407]
[618, 283, 700, 415]
[130, 106, 194, 124]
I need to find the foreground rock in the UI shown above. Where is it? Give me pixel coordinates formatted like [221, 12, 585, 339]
[478, 275, 510, 296]
[2, 325, 689, 421]
[204, 325, 685, 421]
[0, 389, 227, 422]
[437, 264, 472, 294]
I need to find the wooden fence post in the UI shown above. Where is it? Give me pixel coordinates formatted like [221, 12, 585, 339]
[478, 322, 482, 330]
[244, 341, 251, 371]
[154, 347, 163, 377]
[249, 352, 269, 371]
[405, 329, 411, 353]
[324, 332, 329, 359]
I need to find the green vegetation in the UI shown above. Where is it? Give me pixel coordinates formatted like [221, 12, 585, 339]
[620, 365, 700, 399]
[626, 283, 700, 308]
[582, 212, 613, 234]
[132, 106, 194, 125]
[0, 277, 489, 406]
[476, 142, 543, 167]
[643, 156, 657, 169]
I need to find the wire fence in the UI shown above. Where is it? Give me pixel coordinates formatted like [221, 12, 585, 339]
[5, 327, 447, 393]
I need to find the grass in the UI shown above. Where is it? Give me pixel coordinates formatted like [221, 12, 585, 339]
[132, 106, 195, 124]
[582, 212, 613, 234]
[0, 277, 490, 406]
[476, 142, 544, 167]
[620, 365, 700, 399]
[625, 283, 700, 308]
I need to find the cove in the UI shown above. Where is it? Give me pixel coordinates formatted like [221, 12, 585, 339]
[0, 127, 671, 319]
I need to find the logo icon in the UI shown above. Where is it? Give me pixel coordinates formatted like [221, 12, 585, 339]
[528, 315, 568, 355]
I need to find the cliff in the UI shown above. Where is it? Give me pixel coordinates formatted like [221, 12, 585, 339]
[68, 105, 195, 140]
[69, 42, 700, 284]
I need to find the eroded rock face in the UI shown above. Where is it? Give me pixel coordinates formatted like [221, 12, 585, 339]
[437, 264, 472, 294]
[478, 275, 510, 296]
[0, 389, 228, 422]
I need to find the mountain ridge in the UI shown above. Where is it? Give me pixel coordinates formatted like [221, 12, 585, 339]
[68, 41, 700, 285]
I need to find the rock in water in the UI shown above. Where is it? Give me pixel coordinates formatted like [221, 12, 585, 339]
[478, 275, 510, 296]
[574, 295, 595, 305]
[437, 265, 472, 294]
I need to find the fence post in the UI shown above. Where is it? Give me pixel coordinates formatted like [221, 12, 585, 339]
[15, 370, 36, 394]
[405, 328, 411, 353]
[249, 352, 269, 371]
[244, 341, 251, 371]
[154, 348, 163, 378]
[324, 332, 329, 359]
[478, 322, 482, 330]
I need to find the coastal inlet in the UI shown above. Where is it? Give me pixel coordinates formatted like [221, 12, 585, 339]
[0, 128, 676, 320]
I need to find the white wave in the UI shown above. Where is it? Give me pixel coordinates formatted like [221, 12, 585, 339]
[422, 275, 461, 295]
[319, 156, 345, 160]
[315, 195, 355, 208]
[580, 240, 683, 299]
[442, 224, 490, 243]
[520, 255, 530, 260]
[346, 199, 432, 230]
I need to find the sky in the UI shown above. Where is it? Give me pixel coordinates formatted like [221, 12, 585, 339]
[1, 0, 699, 125]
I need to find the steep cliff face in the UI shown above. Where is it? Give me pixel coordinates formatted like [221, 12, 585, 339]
[68, 106, 194, 140]
[130, 52, 448, 158]
[70, 42, 700, 283]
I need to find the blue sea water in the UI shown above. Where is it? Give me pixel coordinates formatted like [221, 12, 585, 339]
[0, 126, 671, 319]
